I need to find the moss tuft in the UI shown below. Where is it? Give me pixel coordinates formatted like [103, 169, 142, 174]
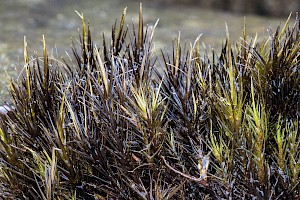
[0, 5, 299, 199]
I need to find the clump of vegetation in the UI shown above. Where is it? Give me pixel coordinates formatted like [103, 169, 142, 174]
[0, 4, 299, 199]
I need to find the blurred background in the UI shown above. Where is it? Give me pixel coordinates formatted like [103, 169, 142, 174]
[0, 0, 298, 103]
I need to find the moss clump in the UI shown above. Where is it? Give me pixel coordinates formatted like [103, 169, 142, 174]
[0, 5, 299, 199]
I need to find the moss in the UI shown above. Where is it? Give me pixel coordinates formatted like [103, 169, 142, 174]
[0, 5, 299, 199]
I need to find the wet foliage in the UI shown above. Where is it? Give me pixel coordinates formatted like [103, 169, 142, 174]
[0, 5, 299, 199]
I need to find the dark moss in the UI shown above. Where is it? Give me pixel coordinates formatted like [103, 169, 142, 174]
[0, 5, 299, 199]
